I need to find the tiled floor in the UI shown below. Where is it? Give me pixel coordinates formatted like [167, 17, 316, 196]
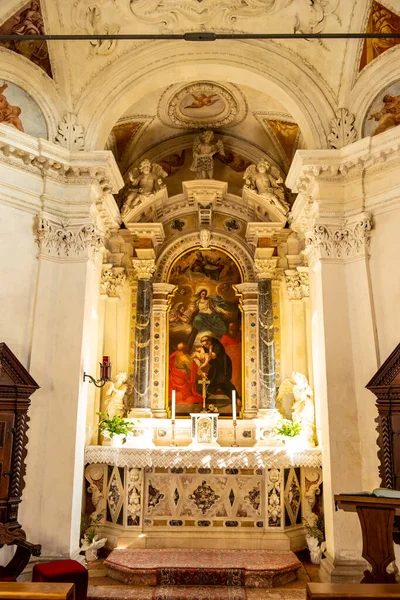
[87, 550, 320, 600]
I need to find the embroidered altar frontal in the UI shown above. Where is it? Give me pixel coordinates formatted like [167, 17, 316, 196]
[105, 548, 302, 588]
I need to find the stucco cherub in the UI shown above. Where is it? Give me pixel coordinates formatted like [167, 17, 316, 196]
[243, 160, 290, 215]
[190, 130, 225, 179]
[121, 159, 167, 216]
[104, 371, 128, 419]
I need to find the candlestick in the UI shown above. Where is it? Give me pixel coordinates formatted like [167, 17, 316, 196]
[170, 419, 177, 447]
[171, 389, 176, 420]
[231, 419, 239, 447]
[232, 390, 236, 421]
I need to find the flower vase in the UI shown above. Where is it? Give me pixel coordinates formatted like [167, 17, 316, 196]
[111, 434, 126, 447]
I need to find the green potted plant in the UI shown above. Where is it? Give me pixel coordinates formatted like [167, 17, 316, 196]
[274, 418, 302, 450]
[96, 412, 134, 447]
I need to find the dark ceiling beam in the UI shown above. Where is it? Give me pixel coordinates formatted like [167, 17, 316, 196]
[0, 32, 400, 41]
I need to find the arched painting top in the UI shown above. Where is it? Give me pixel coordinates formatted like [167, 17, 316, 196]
[0, 79, 47, 138]
[154, 232, 256, 283]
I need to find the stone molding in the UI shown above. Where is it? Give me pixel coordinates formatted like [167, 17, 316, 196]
[132, 259, 156, 280]
[100, 264, 127, 298]
[305, 215, 372, 263]
[54, 113, 85, 152]
[36, 216, 104, 261]
[284, 267, 309, 300]
[327, 108, 357, 150]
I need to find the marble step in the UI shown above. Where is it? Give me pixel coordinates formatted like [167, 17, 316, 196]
[104, 549, 301, 588]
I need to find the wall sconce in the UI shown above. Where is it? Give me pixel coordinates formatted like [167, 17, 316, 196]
[83, 356, 112, 388]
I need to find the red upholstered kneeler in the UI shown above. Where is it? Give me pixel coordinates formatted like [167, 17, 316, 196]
[32, 560, 88, 600]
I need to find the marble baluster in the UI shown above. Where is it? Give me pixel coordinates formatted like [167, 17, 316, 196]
[131, 259, 156, 414]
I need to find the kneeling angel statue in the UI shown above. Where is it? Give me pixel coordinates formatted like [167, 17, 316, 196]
[243, 160, 290, 215]
[121, 159, 167, 216]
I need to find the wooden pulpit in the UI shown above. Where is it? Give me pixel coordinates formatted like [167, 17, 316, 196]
[335, 494, 400, 584]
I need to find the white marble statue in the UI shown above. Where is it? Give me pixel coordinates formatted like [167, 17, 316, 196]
[80, 534, 107, 562]
[243, 160, 289, 215]
[104, 371, 128, 419]
[121, 159, 167, 215]
[277, 372, 316, 447]
[190, 130, 225, 179]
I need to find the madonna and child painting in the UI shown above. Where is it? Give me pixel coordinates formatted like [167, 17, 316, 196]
[168, 248, 242, 417]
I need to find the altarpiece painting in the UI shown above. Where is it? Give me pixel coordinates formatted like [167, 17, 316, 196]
[167, 248, 243, 417]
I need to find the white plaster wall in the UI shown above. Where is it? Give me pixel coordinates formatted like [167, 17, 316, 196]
[0, 204, 37, 366]
[369, 208, 400, 365]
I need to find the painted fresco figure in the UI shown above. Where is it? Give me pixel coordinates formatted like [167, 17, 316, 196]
[0, 82, 24, 132]
[220, 322, 242, 397]
[186, 288, 230, 349]
[169, 343, 203, 405]
[200, 335, 240, 402]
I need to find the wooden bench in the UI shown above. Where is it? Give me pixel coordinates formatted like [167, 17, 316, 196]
[307, 582, 400, 598]
[0, 582, 74, 599]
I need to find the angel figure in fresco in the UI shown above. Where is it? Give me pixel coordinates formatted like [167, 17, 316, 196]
[121, 159, 167, 216]
[190, 130, 225, 179]
[369, 94, 400, 136]
[0, 83, 24, 132]
[243, 160, 290, 215]
[185, 93, 220, 109]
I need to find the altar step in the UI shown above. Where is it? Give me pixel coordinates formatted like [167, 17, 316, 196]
[88, 584, 306, 600]
[104, 549, 302, 589]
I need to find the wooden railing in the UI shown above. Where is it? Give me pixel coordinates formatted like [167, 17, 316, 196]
[0, 582, 74, 599]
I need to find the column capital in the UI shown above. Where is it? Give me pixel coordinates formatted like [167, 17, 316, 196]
[100, 264, 126, 298]
[131, 259, 156, 280]
[36, 215, 104, 262]
[254, 258, 280, 280]
[284, 267, 309, 300]
[305, 214, 372, 265]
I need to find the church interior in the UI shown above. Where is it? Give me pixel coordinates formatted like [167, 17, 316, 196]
[1, 0, 400, 598]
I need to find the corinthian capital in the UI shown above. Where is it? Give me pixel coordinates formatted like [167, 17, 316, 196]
[100, 264, 126, 298]
[284, 267, 309, 300]
[132, 259, 156, 280]
[254, 258, 279, 280]
[36, 216, 104, 260]
[306, 214, 372, 263]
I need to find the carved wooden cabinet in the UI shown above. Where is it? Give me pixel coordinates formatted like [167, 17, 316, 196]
[366, 343, 400, 491]
[0, 343, 39, 524]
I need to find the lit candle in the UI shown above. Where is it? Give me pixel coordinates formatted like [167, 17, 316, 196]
[232, 390, 236, 421]
[171, 390, 176, 420]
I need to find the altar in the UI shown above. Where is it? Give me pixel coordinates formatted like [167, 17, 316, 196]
[85, 443, 322, 550]
[83, 161, 319, 554]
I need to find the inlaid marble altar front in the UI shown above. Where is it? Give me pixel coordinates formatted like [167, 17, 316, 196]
[85, 446, 322, 550]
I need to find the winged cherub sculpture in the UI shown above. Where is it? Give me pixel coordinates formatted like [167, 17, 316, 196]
[121, 159, 168, 216]
[190, 130, 225, 180]
[243, 160, 290, 215]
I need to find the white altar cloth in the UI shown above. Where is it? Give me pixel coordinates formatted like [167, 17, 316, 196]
[84, 445, 322, 469]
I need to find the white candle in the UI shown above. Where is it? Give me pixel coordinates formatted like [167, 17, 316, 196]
[232, 390, 236, 421]
[171, 390, 176, 420]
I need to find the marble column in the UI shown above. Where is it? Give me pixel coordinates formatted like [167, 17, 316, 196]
[151, 283, 176, 418]
[235, 283, 258, 419]
[254, 253, 279, 414]
[253, 253, 281, 445]
[131, 259, 156, 416]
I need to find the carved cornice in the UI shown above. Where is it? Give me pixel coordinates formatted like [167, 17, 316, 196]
[284, 267, 309, 300]
[305, 215, 372, 263]
[100, 264, 126, 298]
[132, 259, 156, 280]
[37, 216, 104, 261]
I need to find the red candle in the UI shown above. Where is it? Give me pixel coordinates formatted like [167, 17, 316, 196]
[101, 356, 111, 380]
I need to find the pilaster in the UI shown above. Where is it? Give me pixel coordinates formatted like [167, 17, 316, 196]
[235, 283, 258, 419]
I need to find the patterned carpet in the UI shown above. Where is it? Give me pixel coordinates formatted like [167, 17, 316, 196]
[105, 549, 301, 588]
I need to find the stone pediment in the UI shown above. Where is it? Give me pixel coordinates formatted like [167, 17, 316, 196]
[0, 343, 39, 399]
[366, 344, 400, 396]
